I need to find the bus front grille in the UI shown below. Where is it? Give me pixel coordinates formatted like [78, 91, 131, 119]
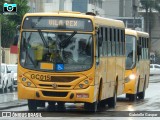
[42, 91, 68, 97]
[50, 76, 79, 82]
[39, 84, 71, 88]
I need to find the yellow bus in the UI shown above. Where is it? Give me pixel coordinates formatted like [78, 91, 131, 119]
[124, 29, 150, 101]
[17, 11, 126, 112]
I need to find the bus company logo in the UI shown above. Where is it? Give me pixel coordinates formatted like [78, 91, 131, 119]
[52, 83, 58, 89]
[3, 3, 17, 15]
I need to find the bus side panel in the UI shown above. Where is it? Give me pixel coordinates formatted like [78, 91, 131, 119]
[116, 56, 125, 96]
[107, 57, 116, 98]
[139, 60, 150, 92]
[138, 60, 145, 92]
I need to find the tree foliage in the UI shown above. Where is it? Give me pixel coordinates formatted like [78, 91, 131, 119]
[0, 0, 29, 48]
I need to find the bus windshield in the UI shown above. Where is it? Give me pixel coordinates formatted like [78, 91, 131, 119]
[125, 35, 136, 69]
[20, 31, 93, 72]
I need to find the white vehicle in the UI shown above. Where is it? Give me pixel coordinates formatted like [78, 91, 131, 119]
[0, 63, 14, 93]
[7, 64, 17, 90]
[150, 64, 160, 75]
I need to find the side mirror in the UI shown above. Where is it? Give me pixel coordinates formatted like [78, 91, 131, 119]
[16, 25, 21, 31]
[137, 45, 142, 56]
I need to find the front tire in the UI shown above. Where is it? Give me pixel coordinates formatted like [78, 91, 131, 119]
[28, 100, 37, 111]
[84, 101, 98, 112]
[137, 79, 146, 99]
[127, 94, 137, 101]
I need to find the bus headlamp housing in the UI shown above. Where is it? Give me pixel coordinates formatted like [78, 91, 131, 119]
[129, 74, 136, 80]
[125, 74, 136, 83]
[21, 77, 36, 87]
[75, 79, 90, 89]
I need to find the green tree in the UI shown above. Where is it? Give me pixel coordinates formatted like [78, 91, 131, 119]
[0, 0, 29, 48]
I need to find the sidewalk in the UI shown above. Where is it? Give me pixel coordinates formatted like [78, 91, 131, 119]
[0, 100, 27, 110]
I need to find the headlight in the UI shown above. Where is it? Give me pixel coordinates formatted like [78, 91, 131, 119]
[21, 77, 35, 87]
[129, 74, 136, 80]
[75, 79, 90, 89]
[22, 77, 26, 81]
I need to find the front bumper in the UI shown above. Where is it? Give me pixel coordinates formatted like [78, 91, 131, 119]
[18, 83, 96, 103]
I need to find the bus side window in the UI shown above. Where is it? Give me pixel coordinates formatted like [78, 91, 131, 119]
[116, 29, 119, 56]
[108, 28, 112, 56]
[119, 30, 123, 56]
[112, 28, 116, 56]
[105, 28, 108, 56]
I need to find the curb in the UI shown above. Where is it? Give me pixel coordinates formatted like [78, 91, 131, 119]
[0, 100, 27, 110]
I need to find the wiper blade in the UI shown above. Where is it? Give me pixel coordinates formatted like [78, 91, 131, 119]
[22, 36, 37, 68]
[60, 31, 77, 48]
[38, 29, 48, 47]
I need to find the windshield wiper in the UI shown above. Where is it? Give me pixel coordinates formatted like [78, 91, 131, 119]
[60, 31, 77, 48]
[22, 36, 37, 68]
[38, 29, 48, 47]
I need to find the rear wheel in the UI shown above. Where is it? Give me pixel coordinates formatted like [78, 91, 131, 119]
[107, 89, 117, 108]
[28, 100, 37, 111]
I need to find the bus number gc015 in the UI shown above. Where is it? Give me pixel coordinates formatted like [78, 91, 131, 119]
[31, 74, 51, 81]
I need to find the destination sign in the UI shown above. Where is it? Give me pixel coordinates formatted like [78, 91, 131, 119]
[23, 16, 93, 31]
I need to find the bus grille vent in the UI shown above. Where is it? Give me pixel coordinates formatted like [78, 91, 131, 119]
[42, 91, 68, 97]
[49, 76, 79, 82]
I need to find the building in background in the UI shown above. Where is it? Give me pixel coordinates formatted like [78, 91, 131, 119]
[102, 0, 141, 30]
[103, 0, 160, 63]
[28, 0, 104, 16]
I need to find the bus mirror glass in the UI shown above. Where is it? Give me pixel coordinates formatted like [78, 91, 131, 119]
[137, 45, 141, 55]
[16, 25, 21, 31]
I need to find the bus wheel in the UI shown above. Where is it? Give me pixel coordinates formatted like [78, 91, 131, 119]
[138, 91, 145, 99]
[107, 89, 117, 108]
[84, 101, 98, 112]
[28, 100, 37, 111]
[48, 101, 56, 107]
[137, 80, 146, 99]
[128, 94, 137, 101]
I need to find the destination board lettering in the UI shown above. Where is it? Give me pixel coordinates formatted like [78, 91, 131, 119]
[48, 20, 78, 27]
[23, 16, 93, 31]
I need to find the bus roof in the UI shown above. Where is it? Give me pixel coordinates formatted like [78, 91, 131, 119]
[136, 30, 149, 38]
[23, 11, 125, 29]
[125, 29, 137, 36]
[125, 29, 149, 38]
